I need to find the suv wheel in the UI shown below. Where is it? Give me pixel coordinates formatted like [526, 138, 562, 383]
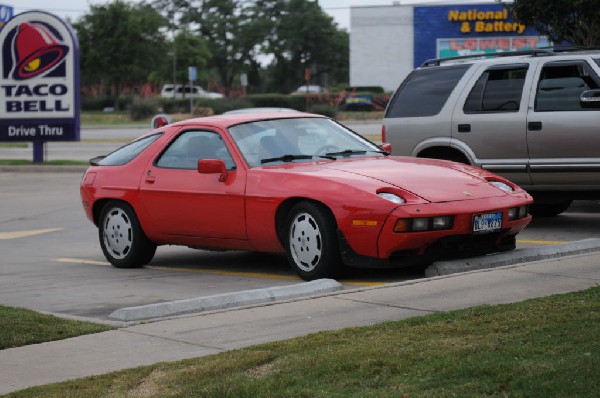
[530, 200, 572, 217]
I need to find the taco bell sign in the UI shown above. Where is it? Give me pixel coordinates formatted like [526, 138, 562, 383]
[0, 11, 80, 143]
[0, 5, 13, 28]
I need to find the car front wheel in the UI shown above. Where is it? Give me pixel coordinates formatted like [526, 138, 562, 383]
[284, 202, 342, 281]
[99, 201, 156, 268]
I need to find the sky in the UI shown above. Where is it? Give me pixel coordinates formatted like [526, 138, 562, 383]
[6, 0, 496, 31]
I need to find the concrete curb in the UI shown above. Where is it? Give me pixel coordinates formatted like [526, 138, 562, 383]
[109, 278, 343, 321]
[425, 238, 600, 277]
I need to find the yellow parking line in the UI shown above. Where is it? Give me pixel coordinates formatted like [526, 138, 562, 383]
[53, 258, 388, 286]
[0, 228, 63, 240]
[53, 258, 110, 266]
[147, 265, 302, 281]
[517, 239, 567, 245]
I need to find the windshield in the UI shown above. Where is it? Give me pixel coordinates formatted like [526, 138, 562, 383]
[228, 117, 385, 167]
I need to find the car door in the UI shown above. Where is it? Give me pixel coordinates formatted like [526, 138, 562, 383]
[526, 58, 600, 187]
[451, 62, 534, 186]
[139, 129, 247, 239]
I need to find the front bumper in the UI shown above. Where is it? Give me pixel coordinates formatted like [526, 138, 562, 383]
[340, 196, 532, 268]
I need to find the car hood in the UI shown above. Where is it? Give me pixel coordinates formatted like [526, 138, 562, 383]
[271, 156, 508, 203]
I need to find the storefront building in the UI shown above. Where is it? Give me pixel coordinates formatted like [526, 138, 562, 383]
[350, 3, 548, 92]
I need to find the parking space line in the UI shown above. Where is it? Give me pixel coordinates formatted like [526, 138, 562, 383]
[517, 239, 568, 245]
[53, 258, 110, 266]
[53, 258, 387, 286]
[0, 228, 63, 240]
[146, 265, 302, 281]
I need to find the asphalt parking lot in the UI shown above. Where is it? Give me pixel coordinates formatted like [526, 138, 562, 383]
[0, 170, 599, 321]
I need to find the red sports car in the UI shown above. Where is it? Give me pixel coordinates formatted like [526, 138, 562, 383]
[80, 112, 532, 280]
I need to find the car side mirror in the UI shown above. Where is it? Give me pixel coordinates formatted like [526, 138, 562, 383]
[580, 89, 600, 109]
[197, 159, 229, 182]
[380, 143, 392, 154]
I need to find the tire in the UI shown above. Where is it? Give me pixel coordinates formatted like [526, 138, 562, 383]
[99, 201, 156, 268]
[530, 200, 572, 217]
[284, 202, 343, 281]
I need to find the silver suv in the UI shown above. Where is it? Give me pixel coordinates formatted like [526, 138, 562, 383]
[383, 49, 600, 216]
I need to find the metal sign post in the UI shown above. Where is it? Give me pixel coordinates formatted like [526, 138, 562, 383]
[188, 66, 197, 115]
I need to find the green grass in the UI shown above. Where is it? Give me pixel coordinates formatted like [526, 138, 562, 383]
[80, 111, 148, 126]
[8, 286, 600, 397]
[0, 305, 111, 350]
[0, 142, 28, 148]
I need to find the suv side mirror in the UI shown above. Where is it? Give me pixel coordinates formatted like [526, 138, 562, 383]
[580, 89, 600, 109]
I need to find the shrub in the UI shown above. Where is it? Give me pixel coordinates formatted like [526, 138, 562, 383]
[129, 98, 159, 120]
[308, 103, 338, 118]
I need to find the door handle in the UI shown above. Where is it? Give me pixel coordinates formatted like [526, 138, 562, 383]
[457, 124, 471, 133]
[145, 176, 156, 184]
[528, 121, 542, 131]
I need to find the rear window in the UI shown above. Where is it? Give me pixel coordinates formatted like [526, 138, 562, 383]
[385, 65, 469, 118]
[97, 134, 161, 166]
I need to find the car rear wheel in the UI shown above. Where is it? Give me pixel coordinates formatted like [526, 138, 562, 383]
[285, 202, 342, 281]
[99, 201, 156, 268]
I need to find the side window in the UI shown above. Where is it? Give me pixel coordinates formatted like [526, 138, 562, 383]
[464, 65, 528, 113]
[385, 65, 469, 118]
[535, 61, 600, 112]
[97, 133, 162, 166]
[156, 130, 235, 170]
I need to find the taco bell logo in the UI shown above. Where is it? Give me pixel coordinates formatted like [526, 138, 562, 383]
[0, 11, 80, 142]
[8, 22, 70, 80]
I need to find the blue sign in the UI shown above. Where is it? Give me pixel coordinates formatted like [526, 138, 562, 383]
[413, 4, 546, 67]
[188, 66, 197, 82]
[0, 4, 13, 28]
[0, 11, 80, 142]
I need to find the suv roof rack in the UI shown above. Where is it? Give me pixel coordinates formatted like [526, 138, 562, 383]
[421, 49, 555, 67]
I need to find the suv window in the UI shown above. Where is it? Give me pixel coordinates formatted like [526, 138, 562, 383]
[535, 61, 600, 112]
[386, 65, 469, 118]
[464, 65, 528, 113]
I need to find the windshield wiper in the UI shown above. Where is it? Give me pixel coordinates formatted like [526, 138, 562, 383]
[261, 154, 335, 164]
[325, 149, 388, 157]
[324, 149, 367, 157]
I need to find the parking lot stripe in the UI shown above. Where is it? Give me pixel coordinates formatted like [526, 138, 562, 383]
[0, 228, 63, 240]
[52, 259, 389, 286]
[146, 265, 301, 280]
[53, 258, 110, 266]
[517, 239, 567, 245]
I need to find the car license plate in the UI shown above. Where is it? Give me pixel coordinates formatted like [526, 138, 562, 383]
[472, 212, 502, 233]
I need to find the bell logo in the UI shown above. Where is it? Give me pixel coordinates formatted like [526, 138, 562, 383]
[4, 21, 69, 80]
[10, 22, 69, 80]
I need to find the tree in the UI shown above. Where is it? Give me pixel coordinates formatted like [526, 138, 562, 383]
[508, 0, 600, 47]
[74, 1, 169, 109]
[153, 0, 349, 94]
[155, 0, 259, 93]
[258, 0, 349, 93]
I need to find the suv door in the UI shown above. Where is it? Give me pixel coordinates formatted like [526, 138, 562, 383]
[452, 63, 535, 186]
[526, 59, 600, 188]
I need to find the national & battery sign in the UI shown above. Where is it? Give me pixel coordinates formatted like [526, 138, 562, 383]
[448, 8, 526, 34]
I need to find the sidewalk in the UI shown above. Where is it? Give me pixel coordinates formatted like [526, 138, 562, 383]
[1, 251, 599, 395]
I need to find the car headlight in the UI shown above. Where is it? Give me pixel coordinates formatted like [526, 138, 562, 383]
[377, 192, 405, 204]
[489, 180, 514, 192]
